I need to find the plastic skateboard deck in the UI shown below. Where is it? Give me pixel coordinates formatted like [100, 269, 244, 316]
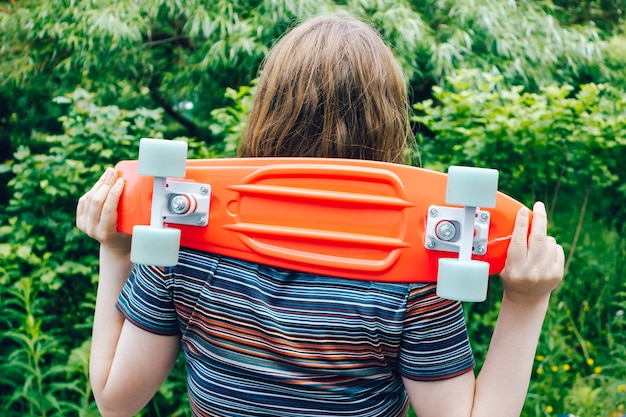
[115, 157, 525, 283]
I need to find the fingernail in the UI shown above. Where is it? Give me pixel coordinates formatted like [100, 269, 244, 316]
[519, 207, 529, 217]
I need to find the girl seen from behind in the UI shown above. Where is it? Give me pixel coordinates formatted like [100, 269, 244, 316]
[76, 15, 564, 417]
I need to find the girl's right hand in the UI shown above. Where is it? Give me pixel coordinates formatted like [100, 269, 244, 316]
[499, 201, 564, 306]
[76, 167, 131, 256]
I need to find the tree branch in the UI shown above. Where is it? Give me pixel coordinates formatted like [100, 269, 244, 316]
[149, 77, 200, 138]
[566, 10, 625, 26]
[549, 143, 569, 220]
[563, 180, 592, 277]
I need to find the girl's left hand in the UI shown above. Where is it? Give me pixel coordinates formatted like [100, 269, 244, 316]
[76, 168, 131, 256]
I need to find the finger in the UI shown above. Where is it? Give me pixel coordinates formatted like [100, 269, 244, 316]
[541, 236, 565, 277]
[549, 237, 565, 277]
[86, 168, 118, 223]
[77, 169, 112, 229]
[80, 169, 112, 220]
[84, 168, 114, 200]
[76, 195, 86, 225]
[554, 241, 565, 275]
[506, 206, 531, 265]
[100, 177, 124, 229]
[77, 170, 107, 218]
[556, 242, 565, 264]
[527, 201, 548, 262]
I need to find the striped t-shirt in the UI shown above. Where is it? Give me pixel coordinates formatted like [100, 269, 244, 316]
[117, 247, 475, 416]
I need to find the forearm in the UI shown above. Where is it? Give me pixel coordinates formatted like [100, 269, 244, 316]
[89, 247, 181, 417]
[405, 203, 563, 417]
[78, 169, 179, 416]
[471, 294, 550, 417]
[90, 245, 135, 399]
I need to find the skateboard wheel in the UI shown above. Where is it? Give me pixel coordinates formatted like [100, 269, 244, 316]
[436, 258, 489, 302]
[446, 166, 498, 208]
[131, 225, 181, 266]
[138, 138, 188, 178]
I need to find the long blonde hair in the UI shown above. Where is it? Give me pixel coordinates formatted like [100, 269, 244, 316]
[237, 15, 412, 163]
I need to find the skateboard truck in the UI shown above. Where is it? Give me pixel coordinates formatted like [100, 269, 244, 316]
[163, 181, 211, 226]
[429, 166, 499, 302]
[424, 205, 490, 255]
[130, 138, 210, 266]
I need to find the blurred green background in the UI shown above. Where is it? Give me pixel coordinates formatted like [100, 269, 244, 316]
[1, 1, 625, 416]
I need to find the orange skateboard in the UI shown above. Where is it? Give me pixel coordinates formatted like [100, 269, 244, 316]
[115, 139, 527, 302]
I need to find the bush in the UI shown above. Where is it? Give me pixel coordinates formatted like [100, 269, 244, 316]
[0, 89, 209, 416]
[414, 71, 626, 416]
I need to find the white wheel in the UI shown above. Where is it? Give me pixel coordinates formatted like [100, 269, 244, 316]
[436, 258, 489, 302]
[446, 166, 498, 208]
[138, 138, 188, 178]
[130, 225, 181, 266]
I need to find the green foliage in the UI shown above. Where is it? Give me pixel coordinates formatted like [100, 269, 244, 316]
[0, 278, 99, 416]
[527, 218, 626, 416]
[548, 0, 626, 32]
[1, 89, 169, 332]
[0, 90, 209, 416]
[1, 1, 625, 416]
[414, 71, 626, 227]
[2, 0, 622, 156]
[208, 84, 256, 157]
[414, 72, 626, 416]
[409, 0, 612, 90]
[0, 0, 333, 148]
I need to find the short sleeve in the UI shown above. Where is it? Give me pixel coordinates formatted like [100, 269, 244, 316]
[399, 283, 475, 381]
[116, 264, 180, 336]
